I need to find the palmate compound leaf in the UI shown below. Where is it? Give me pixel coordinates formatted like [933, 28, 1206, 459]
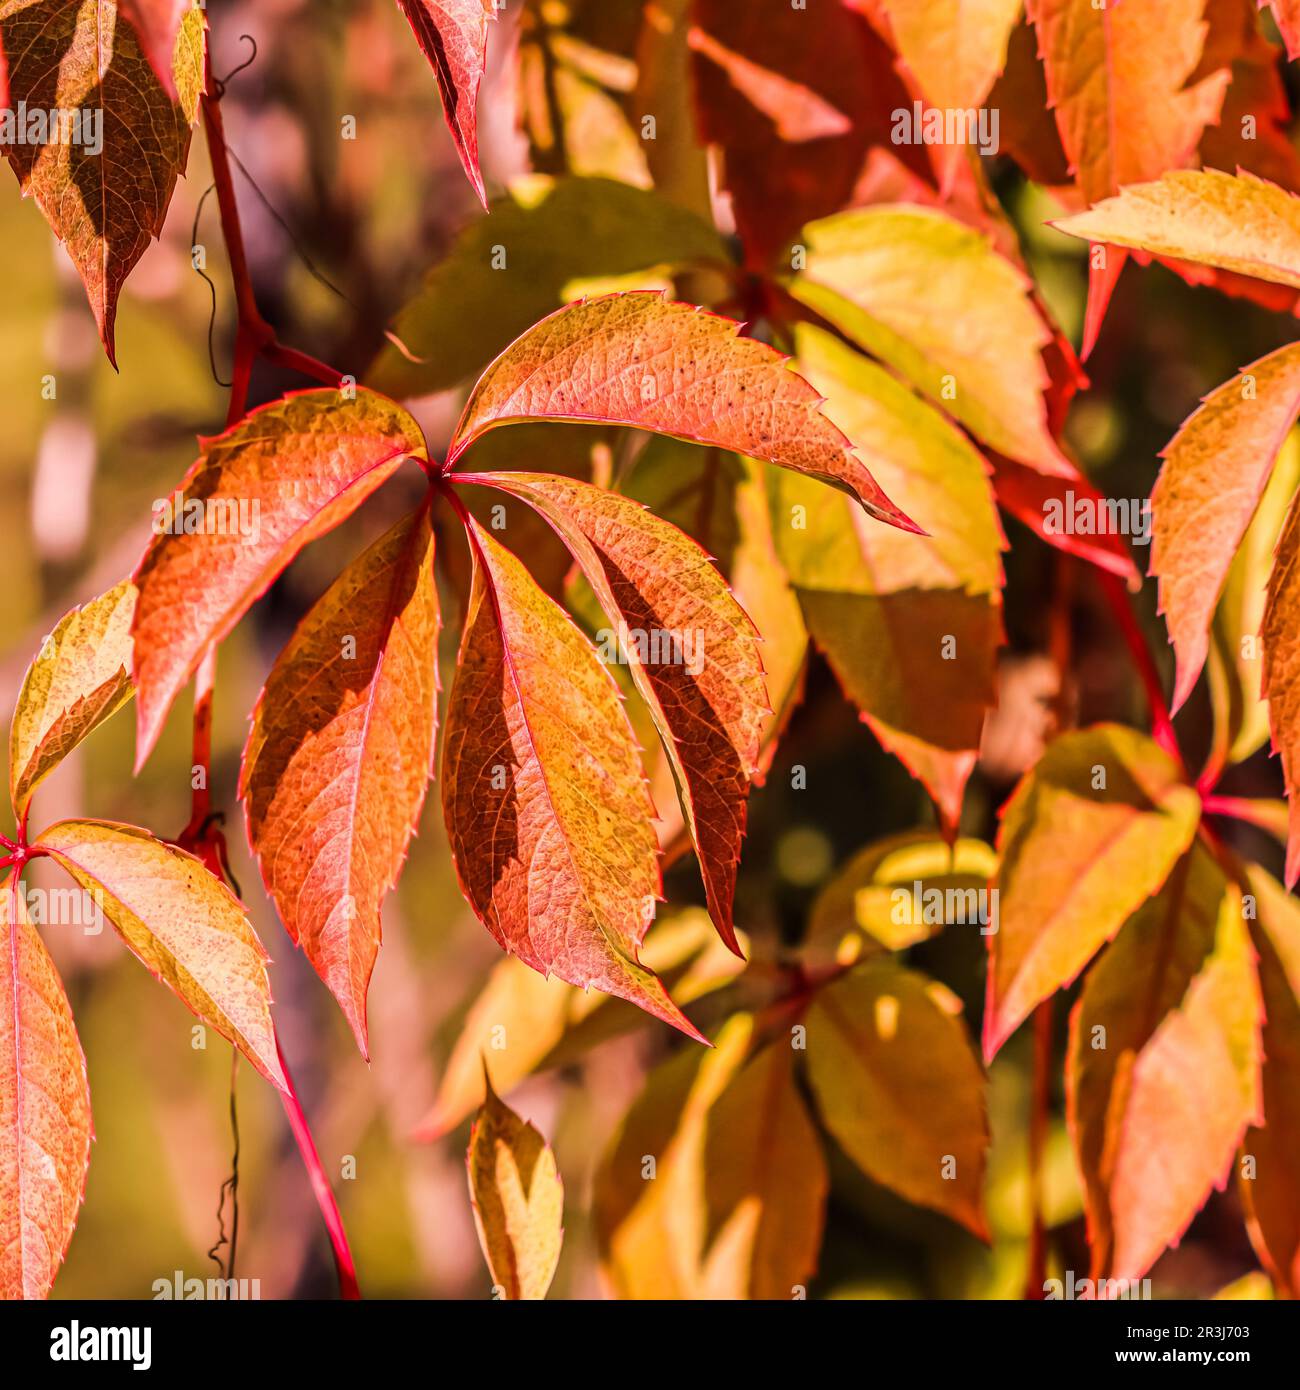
[0, 0, 204, 365]
[804, 961, 988, 1236]
[441, 515, 703, 1041]
[0, 873, 92, 1300]
[787, 206, 1073, 478]
[416, 909, 746, 1141]
[445, 291, 919, 532]
[1067, 841, 1261, 1286]
[130, 389, 428, 770]
[1149, 344, 1300, 713]
[9, 580, 136, 825]
[241, 506, 440, 1058]
[466, 1074, 563, 1300]
[1053, 169, 1300, 289]
[395, 0, 495, 207]
[771, 324, 1004, 833]
[984, 725, 1202, 1061]
[32, 820, 287, 1093]
[458, 471, 767, 956]
[1240, 864, 1300, 1297]
[594, 1014, 827, 1299]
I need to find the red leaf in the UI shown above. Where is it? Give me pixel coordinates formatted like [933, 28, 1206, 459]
[396, 0, 495, 207]
[117, 0, 190, 98]
[130, 390, 427, 769]
[241, 506, 441, 1056]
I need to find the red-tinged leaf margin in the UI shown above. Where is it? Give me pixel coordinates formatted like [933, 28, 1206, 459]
[444, 291, 922, 534]
[457, 471, 766, 957]
[0, 872, 93, 1300]
[118, 0, 190, 98]
[396, 0, 495, 208]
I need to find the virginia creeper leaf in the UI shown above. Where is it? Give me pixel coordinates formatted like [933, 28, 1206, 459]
[466, 1073, 563, 1300]
[788, 206, 1073, 477]
[1067, 843, 1261, 1285]
[462, 470, 766, 956]
[1053, 169, 1300, 289]
[804, 961, 989, 1236]
[241, 506, 440, 1057]
[0, 874, 92, 1300]
[396, 0, 494, 207]
[698, 1040, 827, 1299]
[130, 389, 427, 769]
[1026, 0, 1228, 207]
[984, 725, 1202, 1060]
[1262, 488, 1300, 885]
[441, 516, 702, 1040]
[0, 0, 204, 364]
[447, 291, 918, 531]
[1240, 864, 1300, 1297]
[9, 580, 136, 824]
[772, 325, 1004, 832]
[1151, 343, 1300, 713]
[416, 909, 745, 1140]
[1263, 0, 1300, 58]
[117, 0, 190, 97]
[34, 820, 288, 1093]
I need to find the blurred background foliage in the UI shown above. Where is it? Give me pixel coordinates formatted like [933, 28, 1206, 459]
[0, 0, 1292, 1297]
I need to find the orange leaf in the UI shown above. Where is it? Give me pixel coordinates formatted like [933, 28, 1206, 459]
[1027, 0, 1228, 207]
[0, 2, 204, 364]
[241, 506, 440, 1056]
[440, 515, 702, 1040]
[1067, 843, 1261, 1285]
[1262, 0, 1300, 58]
[396, 0, 494, 207]
[130, 389, 427, 769]
[1152, 344, 1300, 713]
[462, 471, 766, 955]
[9, 581, 136, 825]
[984, 725, 1201, 1060]
[447, 291, 917, 531]
[1240, 864, 1300, 1297]
[466, 1072, 563, 1299]
[1262, 488, 1300, 885]
[804, 961, 988, 1237]
[0, 874, 92, 1300]
[117, 0, 191, 97]
[34, 820, 288, 1093]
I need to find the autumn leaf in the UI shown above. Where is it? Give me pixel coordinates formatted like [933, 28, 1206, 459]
[1027, 0, 1227, 207]
[804, 961, 988, 1237]
[447, 291, 918, 531]
[878, 0, 1022, 190]
[984, 725, 1202, 1060]
[788, 206, 1073, 477]
[0, 874, 92, 1300]
[771, 324, 1004, 832]
[0, 0, 204, 364]
[461, 470, 766, 955]
[1240, 865, 1300, 1297]
[1207, 429, 1300, 771]
[441, 515, 702, 1040]
[1263, 0, 1300, 58]
[595, 1015, 754, 1298]
[9, 581, 136, 825]
[1053, 169, 1300, 289]
[241, 506, 440, 1057]
[1151, 344, 1300, 713]
[466, 1072, 563, 1299]
[130, 389, 427, 769]
[33, 820, 287, 1093]
[416, 910, 744, 1141]
[396, 0, 495, 207]
[698, 1040, 826, 1299]
[1067, 842, 1261, 1285]
[1262, 489, 1300, 885]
